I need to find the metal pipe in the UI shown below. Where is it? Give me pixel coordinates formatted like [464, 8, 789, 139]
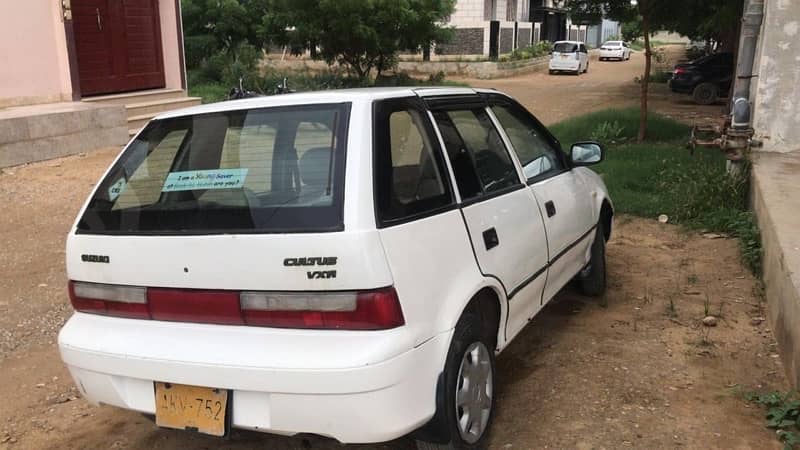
[731, 0, 764, 129]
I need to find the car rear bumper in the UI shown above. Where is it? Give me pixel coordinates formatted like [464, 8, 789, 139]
[668, 78, 694, 94]
[599, 50, 624, 59]
[549, 59, 580, 71]
[58, 312, 452, 443]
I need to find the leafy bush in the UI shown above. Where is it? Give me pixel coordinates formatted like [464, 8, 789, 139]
[648, 70, 673, 83]
[188, 68, 467, 104]
[590, 121, 625, 142]
[500, 41, 552, 62]
[746, 391, 800, 449]
[550, 107, 689, 144]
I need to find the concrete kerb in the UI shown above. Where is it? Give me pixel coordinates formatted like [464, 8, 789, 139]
[751, 149, 800, 388]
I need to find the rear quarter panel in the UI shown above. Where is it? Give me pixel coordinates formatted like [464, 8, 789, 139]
[377, 210, 507, 347]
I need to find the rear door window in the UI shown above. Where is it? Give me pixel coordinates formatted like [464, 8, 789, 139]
[432, 107, 521, 201]
[78, 103, 351, 234]
[490, 102, 565, 181]
[373, 98, 453, 225]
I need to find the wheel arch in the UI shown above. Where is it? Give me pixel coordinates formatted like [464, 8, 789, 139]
[438, 279, 507, 351]
[600, 198, 613, 242]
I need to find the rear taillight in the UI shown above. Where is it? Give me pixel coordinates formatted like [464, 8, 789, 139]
[68, 281, 404, 330]
[241, 288, 404, 330]
[69, 281, 149, 319]
[674, 67, 686, 75]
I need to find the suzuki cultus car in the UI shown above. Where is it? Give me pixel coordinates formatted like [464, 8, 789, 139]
[59, 87, 613, 449]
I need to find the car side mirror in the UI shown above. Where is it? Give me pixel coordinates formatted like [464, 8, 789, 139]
[570, 141, 604, 166]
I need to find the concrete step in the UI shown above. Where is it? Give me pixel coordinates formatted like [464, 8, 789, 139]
[82, 88, 187, 106]
[127, 113, 156, 134]
[126, 97, 202, 118]
[125, 96, 201, 135]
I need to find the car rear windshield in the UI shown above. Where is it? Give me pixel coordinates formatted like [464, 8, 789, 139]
[553, 42, 578, 53]
[77, 103, 351, 234]
[604, 41, 622, 47]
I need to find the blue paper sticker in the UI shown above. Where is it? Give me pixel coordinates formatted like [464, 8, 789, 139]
[162, 168, 249, 192]
[108, 178, 127, 201]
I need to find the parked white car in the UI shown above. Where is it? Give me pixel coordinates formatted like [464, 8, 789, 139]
[549, 40, 590, 75]
[599, 41, 631, 61]
[58, 87, 613, 449]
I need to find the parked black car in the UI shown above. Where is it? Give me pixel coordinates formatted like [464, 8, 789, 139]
[669, 52, 734, 105]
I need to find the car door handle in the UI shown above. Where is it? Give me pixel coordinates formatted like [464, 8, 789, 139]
[482, 227, 499, 250]
[545, 200, 556, 217]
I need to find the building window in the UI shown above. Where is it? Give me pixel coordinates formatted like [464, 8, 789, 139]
[507, 0, 518, 21]
[484, 0, 497, 20]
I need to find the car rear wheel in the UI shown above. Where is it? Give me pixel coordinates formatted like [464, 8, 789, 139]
[416, 313, 495, 450]
[692, 82, 719, 105]
[579, 222, 606, 297]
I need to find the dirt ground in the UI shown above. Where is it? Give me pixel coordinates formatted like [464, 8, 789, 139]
[0, 46, 785, 449]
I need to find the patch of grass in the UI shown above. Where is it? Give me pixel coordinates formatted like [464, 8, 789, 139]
[550, 108, 762, 275]
[550, 107, 690, 145]
[746, 391, 800, 449]
[188, 83, 230, 104]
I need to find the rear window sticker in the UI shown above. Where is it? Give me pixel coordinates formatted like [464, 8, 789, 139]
[108, 178, 127, 201]
[162, 168, 249, 192]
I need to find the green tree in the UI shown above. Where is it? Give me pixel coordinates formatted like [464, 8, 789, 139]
[658, 0, 743, 52]
[621, 18, 641, 42]
[182, 0, 265, 68]
[566, 0, 652, 141]
[261, 0, 455, 79]
[566, 0, 744, 141]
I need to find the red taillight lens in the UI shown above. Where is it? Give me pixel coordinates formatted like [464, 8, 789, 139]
[674, 67, 685, 75]
[148, 288, 242, 325]
[241, 288, 405, 330]
[68, 282, 405, 330]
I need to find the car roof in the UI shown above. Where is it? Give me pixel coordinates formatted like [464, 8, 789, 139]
[554, 40, 583, 44]
[154, 87, 500, 120]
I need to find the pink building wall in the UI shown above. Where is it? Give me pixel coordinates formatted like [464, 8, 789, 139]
[0, 1, 74, 108]
[159, 0, 185, 91]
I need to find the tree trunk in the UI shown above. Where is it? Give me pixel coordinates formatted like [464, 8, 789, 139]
[423, 44, 431, 62]
[638, 5, 651, 143]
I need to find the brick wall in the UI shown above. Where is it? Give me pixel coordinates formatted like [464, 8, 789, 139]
[438, 28, 485, 55]
[518, 28, 532, 47]
[499, 28, 514, 53]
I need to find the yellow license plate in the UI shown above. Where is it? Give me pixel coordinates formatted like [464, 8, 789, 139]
[155, 382, 228, 436]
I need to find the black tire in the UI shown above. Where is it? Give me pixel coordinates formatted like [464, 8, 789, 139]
[584, 63, 589, 73]
[692, 82, 719, 105]
[416, 313, 496, 450]
[579, 223, 607, 296]
[599, 57, 605, 61]
[549, 69, 555, 75]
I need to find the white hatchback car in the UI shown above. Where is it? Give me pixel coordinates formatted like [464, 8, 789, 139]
[58, 87, 612, 449]
[599, 41, 631, 61]
[549, 40, 590, 75]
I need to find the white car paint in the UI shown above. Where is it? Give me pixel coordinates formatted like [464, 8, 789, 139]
[58, 86, 612, 444]
[599, 41, 631, 61]
[549, 40, 589, 74]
